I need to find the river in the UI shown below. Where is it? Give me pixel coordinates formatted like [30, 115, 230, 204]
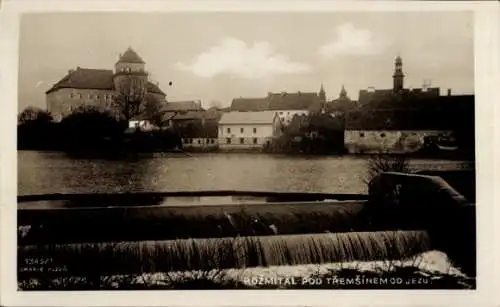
[17, 151, 473, 196]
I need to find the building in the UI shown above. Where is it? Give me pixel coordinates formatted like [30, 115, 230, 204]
[325, 85, 358, 115]
[267, 90, 323, 124]
[164, 100, 205, 126]
[229, 85, 325, 126]
[162, 100, 221, 149]
[218, 111, 282, 150]
[45, 47, 166, 122]
[230, 97, 269, 112]
[358, 56, 440, 109]
[344, 108, 454, 154]
[344, 93, 474, 154]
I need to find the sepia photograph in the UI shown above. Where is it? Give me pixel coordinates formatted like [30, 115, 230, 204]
[3, 1, 495, 304]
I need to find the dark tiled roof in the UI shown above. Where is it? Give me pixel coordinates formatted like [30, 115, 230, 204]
[219, 111, 277, 125]
[230, 98, 269, 112]
[326, 97, 358, 113]
[171, 110, 207, 121]
[267, 92, 320, 111]
[46, 68, 114, 94]
[358, 87, 440, 107]
[146, 82, 166, 96]
[46, 67, 166, 96]
[164, 101, 203, 112]
[117, 47, 145, 64]
[345, 95, 474, 131]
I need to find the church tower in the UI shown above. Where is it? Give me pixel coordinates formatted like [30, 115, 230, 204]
[392, 55, 404, 92]
[319, 83, 326, 102]
[339, 84, 348, 99]
[113, 47, 148, 96]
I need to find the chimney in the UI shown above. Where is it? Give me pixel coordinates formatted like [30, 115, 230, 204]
[447, 89, 451, 96]
[68, 69, 75, 74]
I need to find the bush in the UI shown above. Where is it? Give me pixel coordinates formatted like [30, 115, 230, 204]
[364, 154, 411, 184]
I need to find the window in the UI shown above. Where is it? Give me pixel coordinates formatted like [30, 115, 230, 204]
[360, 132, 365, 137]
[96, 95, 100, 99]
[198, 140, 201, 144]
[240, 138, 245, 144]
[227, 127, 231, 133]
[253, 128, 257, 134]
[240, 127, 244, 133]
[226, 138, 231, 144]
[380, 133, 386, 138]
[88, 94, 92, 99]
[69, 93, 74, 98]
[253, 138, 258, 144]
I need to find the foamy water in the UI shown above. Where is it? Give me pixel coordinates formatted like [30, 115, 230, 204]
[104, 250, 466, 288]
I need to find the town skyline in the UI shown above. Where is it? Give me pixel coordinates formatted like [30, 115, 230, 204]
[19, 11, 474, 111]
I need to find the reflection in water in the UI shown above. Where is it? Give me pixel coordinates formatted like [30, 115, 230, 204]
[18, 151, 469, 196]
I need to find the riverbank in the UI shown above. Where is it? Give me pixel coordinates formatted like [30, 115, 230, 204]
[18, 250, 475, 290]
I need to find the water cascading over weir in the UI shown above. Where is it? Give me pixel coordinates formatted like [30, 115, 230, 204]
[18, 171, 475, 280]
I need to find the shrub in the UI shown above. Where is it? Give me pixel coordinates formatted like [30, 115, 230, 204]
[364, 154, 411, 185]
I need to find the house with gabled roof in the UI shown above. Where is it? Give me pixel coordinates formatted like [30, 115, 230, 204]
[45, 47, 167, 122]
[218, 111, 282, 150]
[228, 85, 326, 126]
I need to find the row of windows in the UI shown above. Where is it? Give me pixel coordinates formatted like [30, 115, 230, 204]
[69, 93, 116, 100]
[226, 138, 258, 145]
[119, 67, 143, 73]
[183, 139, 216, 144]
[225, 127, 258, 134]
[358, 132, 418, 138]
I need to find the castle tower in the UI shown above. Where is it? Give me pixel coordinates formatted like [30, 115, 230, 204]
[393, 55, 404, 92]
[113, 47, 148, 96]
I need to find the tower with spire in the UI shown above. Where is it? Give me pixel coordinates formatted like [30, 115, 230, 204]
[392, 55, 405, 92]
[319, 83, 326, 102]
[339, 84, 348, 99]
[113, 47, 148, 96]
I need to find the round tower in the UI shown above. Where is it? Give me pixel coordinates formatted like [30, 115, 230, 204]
[113, 47, 148, 95]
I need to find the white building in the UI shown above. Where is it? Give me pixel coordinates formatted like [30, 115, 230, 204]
[218, 111, 282, 150]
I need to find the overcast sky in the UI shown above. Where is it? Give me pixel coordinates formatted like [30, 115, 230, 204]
[18, 11, 473, 110]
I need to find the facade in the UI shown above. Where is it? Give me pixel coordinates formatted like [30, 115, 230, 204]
[182, 138, 219, 151]
[45, 47, 166, 122]
[218, 111, 282, 150]
[344, 108, 455, 154]
[228, 86, 325, 127]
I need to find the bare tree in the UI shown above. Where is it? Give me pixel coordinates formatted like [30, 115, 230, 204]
[142, 94, 167, 128]
[112, 76, 147, 122]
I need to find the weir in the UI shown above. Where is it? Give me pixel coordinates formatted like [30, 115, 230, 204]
[18, 231, 431, 278]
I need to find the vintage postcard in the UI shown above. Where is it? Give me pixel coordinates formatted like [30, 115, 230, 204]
[1, 0, 498, 306]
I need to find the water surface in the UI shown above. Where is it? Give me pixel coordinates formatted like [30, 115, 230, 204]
[18, 151, 471, 196]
